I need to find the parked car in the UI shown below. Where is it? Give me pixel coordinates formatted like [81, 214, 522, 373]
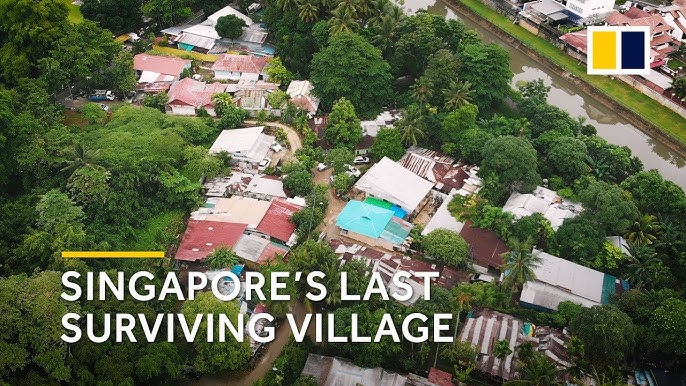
[469, 273, 496, 283]
[271, 141, 283, 152]
[258, 158, 271, 171]
[317, 162, 330, 171]
[89, 90, 115, 101]
[353, 156, 370, 164]
[99, 104, 110, 112]
[345, 165, 361, 178]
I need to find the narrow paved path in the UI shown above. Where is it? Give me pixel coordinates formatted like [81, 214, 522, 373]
[245, 120, 303, 161]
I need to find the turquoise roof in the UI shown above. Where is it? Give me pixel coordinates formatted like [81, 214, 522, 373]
[336, 201, 394, 239]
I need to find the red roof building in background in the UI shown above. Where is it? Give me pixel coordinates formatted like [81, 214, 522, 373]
[256, 198, 303, 245]
[428, 368, 454, 386]
[133, 53, 191, 79]
[176, 220, 247, 262]
[460, 220, 510, 272]
[212, 54, 270, 80]
[166, 78, 228, 116]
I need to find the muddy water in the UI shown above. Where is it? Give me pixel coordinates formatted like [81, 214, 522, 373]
[401, 0, 686, 188]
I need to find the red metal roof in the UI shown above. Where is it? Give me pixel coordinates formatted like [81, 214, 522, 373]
[428, 368, 454, 386]
[133, 53, 191, 76]
[167, 78, 228, 108]
[256, 198, 303, 243]
[176, 220, 247, 262]
[211, 54, 269, 74]
[459, 221, 510, 270]
[257, 243, 289, 265]
[560, 29, 588, 54]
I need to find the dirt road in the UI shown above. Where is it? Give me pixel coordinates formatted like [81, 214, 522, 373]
[245, 120, 302, 165]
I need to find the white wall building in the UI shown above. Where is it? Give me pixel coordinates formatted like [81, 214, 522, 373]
[209, 127, 275, 167]
[565, 0, 614, 19]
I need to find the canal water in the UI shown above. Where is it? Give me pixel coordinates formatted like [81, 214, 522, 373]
[401, 0, 686, 189]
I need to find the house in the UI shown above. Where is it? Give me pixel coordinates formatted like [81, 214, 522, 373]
[502, 186, 582, 231]
[211, 54, 269, 81]
[221, 172, 288, 200]
[133, 53, 191, 92]
[360, 110, 402, 137]
[398, 146, 474, 195]
[459, 221, 510, 273]
[233, 233, 288, 266]
[301, 354, 441, 386]
[659, 4, 686, 41]
[234, 88, 275, 115]
[422, 193, 465, 235]
[515, 249, 626, 311]
[565, 0, 614, 21]
[189, 196, 271, 228]
[208, 127, 275, 168]
[226, 79, 280, 93]
[175, 220, 247, 263]
[521, 0, 569, 24]
[335, 200, 413, 252]
[166, 78, 228, 116]
[170, 6, 254, 53]
[255, 198, 304, 246]
[606, 8, 678, 66]
[286, 80, 320, 116]
[458, 309, 571, 380]
[329, 239, 464, 305]
[353, 157, 435, 217]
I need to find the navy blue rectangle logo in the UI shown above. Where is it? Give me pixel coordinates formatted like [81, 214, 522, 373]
[621, 31, 645, 70]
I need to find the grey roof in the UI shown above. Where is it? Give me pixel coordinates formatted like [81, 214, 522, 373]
[233, 234, 269, 263]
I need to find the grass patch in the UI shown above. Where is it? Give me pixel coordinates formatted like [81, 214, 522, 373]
[60, 0, 84, 23]
[455, 0, 686, 146]
[63, 109, 88, 128]
[667, 58, 686, 71]
[150, 45, 219, 62]
[130, 210, 187, 251]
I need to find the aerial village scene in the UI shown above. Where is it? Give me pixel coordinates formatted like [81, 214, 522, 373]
[0, 0, 686, 385]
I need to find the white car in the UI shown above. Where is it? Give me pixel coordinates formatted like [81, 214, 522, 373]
[316, 162, 330, 171]
[345, 165, 361, 178]
[353, 156, 370, 164]
[99, 104, 110, 112]
[271, 141, 283, 152]
[258, 158, 271, 171]
[469, 273, 496, 284]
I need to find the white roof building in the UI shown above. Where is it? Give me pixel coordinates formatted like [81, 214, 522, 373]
[422, 192, 465, 235]
[205, 5, 255, 28]
[209, 126, 275, 164]
[502, 186, 582, 231]
[286, 80, 320, 116]
[517, 249, 617, 311]
[359, 110, 402, 137]
[302, 354, 437, 386]
[353, 157, 434, 214]
[190, 196, 271, 228]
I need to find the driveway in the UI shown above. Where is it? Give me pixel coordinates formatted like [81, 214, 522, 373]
[245, 120, 302, 165]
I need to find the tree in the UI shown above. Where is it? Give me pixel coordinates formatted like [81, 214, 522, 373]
[206, 246, 240, 270]
[510, 213, 553, 251]
[81, 0, 141, 34]
[298, 1, 319, 22]
[265, 57, 295, 86]
[673, 76, 686, 99]
[143, 92, 168, 112]
[505, 351, 562, 386]
[310, 32, 393, 117]
[480, 136, 540, 194]
[325, 148, 355, 174]
[441, 103, 478, 143]
[423, 229, 469, 267]
[324, 98, 362, 149]
[332, 172, 353, 194]
[578, 180, 638, 235]
[216, 15, 247, 39]
[294, 375, 319, 386]
[396, 105, 426, 146]
[624, 214, 659, 245]
[650, 298, 686, 358]
[283, 163, 314, 196]
[569, 305, 635, 370]
[548, 215, 606, 268]
[545, 137, 589, 183]
[108, 50, 137, 95]
[493, 339, 513, 375]
[267, 90, 289, 109]
[621, 170, 686, 218]
[623, 243, 668, 290]
[443, 80, 474, 110]
[0, 272, 73, 382]
[458, 43, 512, 112]
[81, 103, 107, 124]
[500, 238, 541, 295]
[142, 0, 193, 27]
[181, 292, 251, 374]
[218, 105, 249, 129]
[67, 164, 111, 206]
[370, 128, 405, 161]
[416, 49, 461, 108]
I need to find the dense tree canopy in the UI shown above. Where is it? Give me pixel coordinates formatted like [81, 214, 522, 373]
[423, 229, 469, 267]
[311, 32, 393, 117]
[81, 0, 141, 33]
[324, 98, 363, 149]
[480, 135, 541, 194]
[370, 128, 406, 161]
[216, 15, 246, 39]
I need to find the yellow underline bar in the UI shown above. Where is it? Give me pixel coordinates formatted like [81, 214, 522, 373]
[61, 251, 165, 258]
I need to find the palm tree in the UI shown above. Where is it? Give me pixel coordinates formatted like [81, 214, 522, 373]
[443, 80, 474, 110]
[371, 15, 398, 58]
[493, 339, 513, 377]
[624, 243, 666, 290]
[298, 0, 319, 22]
[411, 81, 432, 107]
[624, 214, 659, 245]
[61, 143, 102, 180]
[500, 238, 541, 296]
[397, 110, 426, 146]
[206, 246, 240, 270]
[278, 0, 299, 11]
[505, 352, 563, 386]
[328, 7, 357, 34]
[212, 93, 235, 117]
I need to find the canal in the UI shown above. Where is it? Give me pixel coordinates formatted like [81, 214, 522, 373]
[401, 0, 686, 189]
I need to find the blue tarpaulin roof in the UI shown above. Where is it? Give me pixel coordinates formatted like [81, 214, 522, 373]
[336, 201, 394, 239]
